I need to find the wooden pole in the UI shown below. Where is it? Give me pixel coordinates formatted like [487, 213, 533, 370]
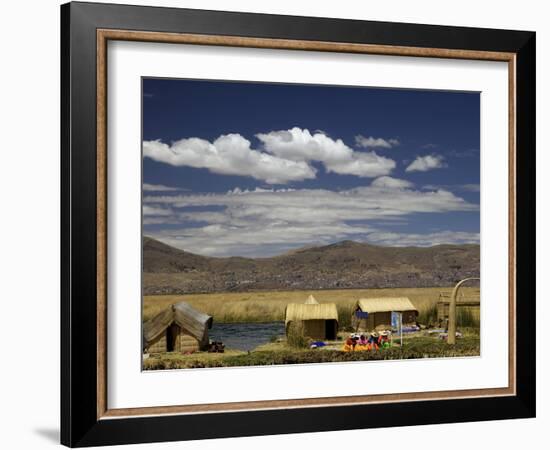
[448, 277, 480, 344]
[400, 312, 403, 347]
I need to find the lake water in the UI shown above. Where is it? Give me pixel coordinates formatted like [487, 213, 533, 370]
[209, 321, 285, 351]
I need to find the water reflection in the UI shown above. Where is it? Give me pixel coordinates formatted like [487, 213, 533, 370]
[209, 322, 285, 351]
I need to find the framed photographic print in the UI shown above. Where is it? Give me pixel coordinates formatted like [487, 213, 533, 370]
[61, 1, 536, 447]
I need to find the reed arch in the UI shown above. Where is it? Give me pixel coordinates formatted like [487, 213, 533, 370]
[447, 277, 480, 344]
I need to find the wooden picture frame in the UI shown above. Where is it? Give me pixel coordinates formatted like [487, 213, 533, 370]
[61, 1, 535, 447]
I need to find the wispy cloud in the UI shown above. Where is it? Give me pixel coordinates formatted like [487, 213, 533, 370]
[143, 205, 173, 216]
[422, 183, 480, 193]
[143, 178, 478, 256]
[461, 183, 481, 192]
[354, 135, 400, 149]
[364, 230, 480, 247]
[405, 154, 447, 172]
[314, 129, 329, 135]
[371, 176, 414, 190]
[143, 183, 186, 192]
[447, 148, 479, 158]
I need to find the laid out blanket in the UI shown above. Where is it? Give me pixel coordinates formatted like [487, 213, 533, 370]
[342, 341, 391, 352]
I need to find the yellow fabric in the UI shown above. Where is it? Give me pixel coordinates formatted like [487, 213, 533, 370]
[342, 342, 386, 352]
[342, 343, 373, 352]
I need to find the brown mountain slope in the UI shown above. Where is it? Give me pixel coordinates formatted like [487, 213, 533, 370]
[143, 237, 479, 294]
[144, 236, 211, 273]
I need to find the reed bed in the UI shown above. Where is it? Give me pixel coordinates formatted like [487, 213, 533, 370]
[143, 286, 480, 324]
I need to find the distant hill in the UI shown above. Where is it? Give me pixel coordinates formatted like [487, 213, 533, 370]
[143, 236, 480, 295]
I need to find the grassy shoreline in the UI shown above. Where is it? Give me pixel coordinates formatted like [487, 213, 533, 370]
[143, 333, 480, 370]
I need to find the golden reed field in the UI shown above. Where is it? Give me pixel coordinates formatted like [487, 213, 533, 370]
[143, 286, 480, 326]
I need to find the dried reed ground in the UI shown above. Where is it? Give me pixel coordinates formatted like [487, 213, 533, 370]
[143, 286, 480, 327]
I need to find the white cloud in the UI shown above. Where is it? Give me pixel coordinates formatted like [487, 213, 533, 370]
[152, 221, 373, 257]
[143, 134, 316, 184]
[257, 128, 351, 162]
[406, 154, 447, 172]
[146, 186, 477, 223]
[371, 176, 414, 190]
[144, 184, 478, 256]
[145, 128, 396, 182]
[256, 127, 395, 177]
[324, 153, 396, 178]
[355, 135, 400, 149]
[143, 183, 184, 192]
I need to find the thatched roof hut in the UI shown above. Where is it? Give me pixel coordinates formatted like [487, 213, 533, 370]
[285, 297, 338, 340]
[143, 302, 213, 353]
[352, 297, 418, 331]
[304, 294, 319, 305]
[356, 297, 417, 313]
[436, 297, 480, 326]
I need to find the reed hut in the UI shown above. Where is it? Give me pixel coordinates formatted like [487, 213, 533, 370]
[304, 294, 318, 305]
[437, 291, 480, 326]
[352, 297, 418, 331]
[285, 296, 338, 340]
[143, 302, 213, 353]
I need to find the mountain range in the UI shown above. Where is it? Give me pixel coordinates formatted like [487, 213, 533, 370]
[143, 236, 480, 295]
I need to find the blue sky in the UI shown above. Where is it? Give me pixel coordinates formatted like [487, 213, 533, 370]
[142, 78, 480, 257]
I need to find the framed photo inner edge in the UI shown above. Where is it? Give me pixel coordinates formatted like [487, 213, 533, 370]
[97, 29, 517, 418]
[62, 1, 535, 447]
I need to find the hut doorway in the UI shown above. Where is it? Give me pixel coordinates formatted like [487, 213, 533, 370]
[325, 320, 337, 340]
[166, 323, 179, 352]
